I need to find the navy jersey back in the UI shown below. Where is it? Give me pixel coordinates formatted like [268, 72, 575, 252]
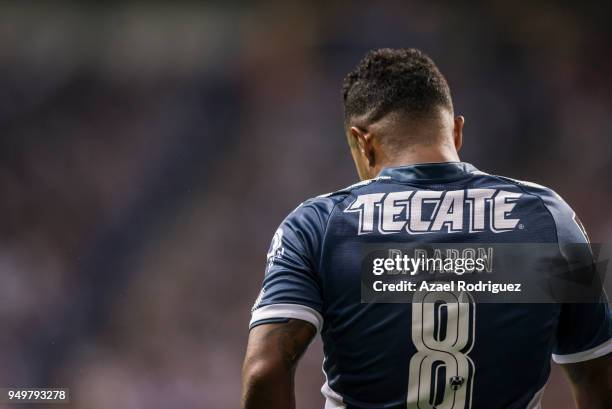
[250, 162, 611, 409]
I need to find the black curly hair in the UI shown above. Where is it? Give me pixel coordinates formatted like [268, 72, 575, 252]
[342, 48, 452, 126]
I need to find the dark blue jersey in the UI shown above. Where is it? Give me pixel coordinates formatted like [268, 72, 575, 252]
[250, 162, 611, 409]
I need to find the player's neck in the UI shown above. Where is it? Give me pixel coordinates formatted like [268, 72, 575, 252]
[375, 145, 460, 175]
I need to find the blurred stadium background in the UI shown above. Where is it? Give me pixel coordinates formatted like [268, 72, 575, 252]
[0, 2, 610, 408]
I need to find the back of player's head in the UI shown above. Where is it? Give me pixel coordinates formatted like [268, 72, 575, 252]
[342, 48, 453, 127]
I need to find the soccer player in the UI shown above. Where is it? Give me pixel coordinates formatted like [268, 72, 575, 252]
[241, 49, 611, 409]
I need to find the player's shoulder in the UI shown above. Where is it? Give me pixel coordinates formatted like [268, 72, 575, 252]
[487, 173, 571, 210]
[317, 175, 393, 198]
[292, 175, 392, 215]
[274, 179, 388, 254]
[481, 172, 587, 243]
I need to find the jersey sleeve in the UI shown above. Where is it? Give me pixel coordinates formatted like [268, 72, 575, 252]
[249, 197, 337, 333]
[535, 187, 612, 363]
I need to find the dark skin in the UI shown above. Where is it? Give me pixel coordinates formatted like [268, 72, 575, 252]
[561, 353, 611, 409]
[241, 320, 316, 409]
[241, 107, 611, 408]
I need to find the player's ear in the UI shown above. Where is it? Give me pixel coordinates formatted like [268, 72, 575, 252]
[453, 115, 464, 152]
[348, 126, 364, 151]
[349, 126, 376, 179]
[351, 126, 376, 167]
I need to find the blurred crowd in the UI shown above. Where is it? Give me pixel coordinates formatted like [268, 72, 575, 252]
[0, 2, 610, 408]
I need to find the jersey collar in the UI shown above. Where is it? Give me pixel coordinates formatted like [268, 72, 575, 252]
[378, 161, 479, 183]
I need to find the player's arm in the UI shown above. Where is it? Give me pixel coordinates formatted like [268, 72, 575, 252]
[243, 198, 332, 408]
[241, 319, 316, 409]
[560, 353, 611, 409]
[535, 191, 612, 407]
